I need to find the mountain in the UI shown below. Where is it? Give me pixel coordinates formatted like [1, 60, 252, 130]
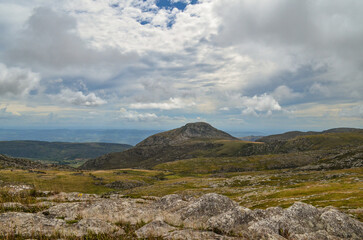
[80, 122, 239, 170]
[0, 141, 132, 166]
[154, 129, 363, 173]
[80, 124, 363, 170]
[256, 128, 361, 143]
[136, 122, 237, 146]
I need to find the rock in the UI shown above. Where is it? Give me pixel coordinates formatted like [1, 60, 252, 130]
[1, 202, 25, 209]
[135, 220, 176, 238]
[0, 192, 362, 239]
[66, 219, 122, 237]
[0, 212, 65, 236]
[321, 208, 363, 239]
[163, 229, 238, 240]
[292, 230, 343, 240]
[180, 193, 237, 220]
[207, 206, 253, 234]
[155, 194, 189, 211]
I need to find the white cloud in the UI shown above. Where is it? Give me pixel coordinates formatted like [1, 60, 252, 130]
[119, 108, 158, 121]
[0, 0, 362, 129]
[129, 97, 195, 110]
[55, 89, 107, 107]
[0, 63, 40, 96]
[240, 94, 282, 116]
[5, 7, 138, 80]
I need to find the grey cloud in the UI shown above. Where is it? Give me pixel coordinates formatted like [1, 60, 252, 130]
[0, 63, 40, 96]
[340, 105, 363, 119]
[5, 7, 138, 78]
[213, 0, 363, 106]
[0, 107, 17, 119]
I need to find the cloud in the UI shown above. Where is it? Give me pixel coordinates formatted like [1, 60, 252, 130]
[119, 108, 158, 121]
[55, 89, 107, 107]
[5, 7, 138, 79]
[0, 63, 40, 96]
[272, 85, 303, 104]
[0, 0, 362, 129]
[0, 107, 18, 119]
[129, 97, 195, 110]
[309, 83, 331, 97]
[340, 105, 363, 119]
[240, 94, 282, 116]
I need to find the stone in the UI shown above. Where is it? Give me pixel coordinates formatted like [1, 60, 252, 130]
[135, 220, 176, 238]
[163, 229, 238, 240]
[66, 219, 122, 237]
[179, 193, 237, 220]
[320, 208, 363, 239]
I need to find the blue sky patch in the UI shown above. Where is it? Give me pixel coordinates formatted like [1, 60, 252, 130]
[156, 0, 198, 11]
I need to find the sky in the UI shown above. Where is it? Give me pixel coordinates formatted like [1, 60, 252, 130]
[0, 0, 362, 132]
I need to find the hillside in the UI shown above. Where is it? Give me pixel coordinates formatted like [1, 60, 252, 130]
[80, 122, 240, 169]
[256, 127, 362, 143]
[0, 154, 73, 170]
[81, 124, 363, 171]
[0, 141, 132, 166]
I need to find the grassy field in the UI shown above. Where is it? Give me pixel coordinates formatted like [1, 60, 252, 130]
[0, 166, 362, 221]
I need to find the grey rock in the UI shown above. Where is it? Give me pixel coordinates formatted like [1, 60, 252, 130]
[179, 193, 237, 220]
[66, 219, 122, 237]
[0, 212, 65, 236]
[1, 202, 25, 209]
[135, 220, 176, 238]
[163, 229, 238, 240]
[0, 192, 362, 239]
[321, 208, 363, 239]
[292, 230, 343, 240]
[155, 194, 189, 211]
[207, 206, 253, 234]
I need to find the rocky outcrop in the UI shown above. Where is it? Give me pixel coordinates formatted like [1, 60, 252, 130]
[0, 191, 362, 239]
[0, 154, 49, 170]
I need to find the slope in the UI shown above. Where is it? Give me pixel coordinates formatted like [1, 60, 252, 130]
[80, 122, 240, 169]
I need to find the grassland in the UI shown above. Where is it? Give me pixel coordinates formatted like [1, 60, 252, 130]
[1, 166, 362, 221]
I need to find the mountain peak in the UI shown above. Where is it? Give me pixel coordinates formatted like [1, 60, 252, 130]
[136, 122, 237, 147]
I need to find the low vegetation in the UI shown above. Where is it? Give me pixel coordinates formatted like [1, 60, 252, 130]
[0, 166, 362, 221]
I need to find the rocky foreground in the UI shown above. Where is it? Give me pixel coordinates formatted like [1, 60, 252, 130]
[0, 191, 362, 239]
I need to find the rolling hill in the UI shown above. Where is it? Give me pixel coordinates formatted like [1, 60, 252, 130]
[0, 141, 132, 166]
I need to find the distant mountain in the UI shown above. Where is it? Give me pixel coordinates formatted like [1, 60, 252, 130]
[256, 128, 362, 143]
[0, 141, 132, 165]
[238, 136, 264, 142]
[80, 122, 239, 170]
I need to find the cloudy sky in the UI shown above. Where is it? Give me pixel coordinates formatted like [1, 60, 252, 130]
[0, 0, 362, 132]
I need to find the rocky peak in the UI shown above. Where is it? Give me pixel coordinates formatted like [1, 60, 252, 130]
[136, 122, 237, 147]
